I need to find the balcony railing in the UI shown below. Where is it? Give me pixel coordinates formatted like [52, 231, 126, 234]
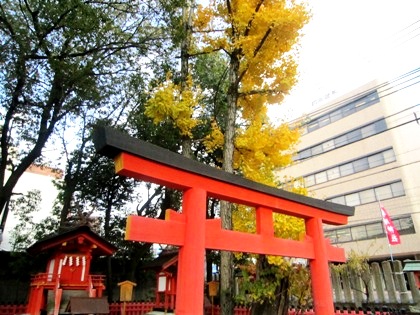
[30, 273, 105, 288]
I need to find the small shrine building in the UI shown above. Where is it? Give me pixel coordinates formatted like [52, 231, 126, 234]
[143, 250, 178, 312]
[26, 225, 117, 315]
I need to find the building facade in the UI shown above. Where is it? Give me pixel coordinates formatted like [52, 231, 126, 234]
[0, 165, 61, 251]
[279, 77, 420, 261]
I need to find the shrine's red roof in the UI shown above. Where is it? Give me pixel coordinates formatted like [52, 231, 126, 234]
[27, 225, 117, 256]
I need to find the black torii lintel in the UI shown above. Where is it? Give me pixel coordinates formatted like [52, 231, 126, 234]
[92, 126, 354, 217]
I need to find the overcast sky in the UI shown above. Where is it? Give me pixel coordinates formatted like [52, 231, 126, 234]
[272, 0, 420, 121]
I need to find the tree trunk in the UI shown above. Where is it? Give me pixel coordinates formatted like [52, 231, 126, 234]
[250, 277, 290, 315]
[59, 174, 77, 230]
[220, 49, 240, 315]
[250, 256, 290, 315]
[277, 276, 290, 315]
[220, 244, 234, 315]
[180, 0, 194, 160]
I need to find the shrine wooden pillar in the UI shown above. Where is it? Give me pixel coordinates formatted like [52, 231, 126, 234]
[176, 187, 207, 313]
[26, 287, 45, 315]
[306, 217, 335, 314]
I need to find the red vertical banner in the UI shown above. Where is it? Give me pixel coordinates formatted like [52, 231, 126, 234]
[380, 205, 401, 245]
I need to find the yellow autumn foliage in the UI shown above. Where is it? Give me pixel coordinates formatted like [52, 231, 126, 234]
[193, 0, 310, 105]
[145, 74, 201, 138]
[203, 121, 224, 153]
[193, 1, 310, 256]
[234, 109, 299, 185]
[232, 106, 306, 260]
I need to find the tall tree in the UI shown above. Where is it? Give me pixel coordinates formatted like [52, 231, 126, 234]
[180, 0, 195, 158]
[193, 1, 310, 313]
[0, 0, 162, 233]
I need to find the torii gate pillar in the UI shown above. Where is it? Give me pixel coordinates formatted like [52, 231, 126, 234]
[176, 188, 207, 313]
[306, 217, 335, 314]
[93, 127, 355, 315]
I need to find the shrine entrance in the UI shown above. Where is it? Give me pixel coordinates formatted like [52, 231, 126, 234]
[93, 126, 354, 315]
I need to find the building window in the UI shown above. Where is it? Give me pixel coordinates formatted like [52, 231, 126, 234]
[351, 225, 368, 241]
[326, 180, 405, 206]
[296, 118, 387, 161]
[339, 163, 354, 177]
[353, 158, 369, 172]
[335, 228, 352, 243]
[345, 193, 361, 206]
[323, 139, 335, 151]
[375, 185, 393, 200]
[325, 215, 415, 244]
[396, 217, 416, 234]
[334, 135, 347, 148]
[329, 196, 345, 205]
[301, 90, 379, 135]
[390, 181, 405, 197]
[368, 154, 384, 168]
[303, 148, 396, 187]
[359, 190, 376, 204]
[330, 110, 343, 123]
[327, 167, 340, 180]
[311, 144, 323, 156]
[315, 171, 328, 184]
[383, 149, 396, 163]
[305, 174, 315, 187]
[299, 149, 311, 160]
[361, 123, 377, 137]
[346, 129, 362, 143]
[366, 222, 383, 238]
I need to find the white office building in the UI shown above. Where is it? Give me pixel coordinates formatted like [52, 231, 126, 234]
[0, 165, 60, 251]
[278, 73, 420, 261]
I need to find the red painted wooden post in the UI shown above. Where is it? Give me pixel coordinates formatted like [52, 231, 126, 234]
[176, 187, 207, 314]
[256, 207, 274, 236]
[26, 287, 44, 315]
[306, 217, 335, 315]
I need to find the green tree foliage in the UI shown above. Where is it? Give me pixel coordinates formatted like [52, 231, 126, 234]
[9, 189, 60, 251]
[236, 256, 312, 314]
[1, 1, 186, 297]
[0, 0, 164, 232]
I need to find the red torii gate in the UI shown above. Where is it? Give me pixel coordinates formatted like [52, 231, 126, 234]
[93, 126, 354, 315]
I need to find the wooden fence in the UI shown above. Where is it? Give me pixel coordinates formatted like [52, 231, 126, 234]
[0, 304, 27, 315]
[109, 302, 155, 315]
[0, 303, 407, 315]
[331, 260, 420, 308]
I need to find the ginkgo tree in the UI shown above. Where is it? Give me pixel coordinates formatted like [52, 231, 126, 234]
[194, 1, 310, 314]
[144, 0, 310, 314]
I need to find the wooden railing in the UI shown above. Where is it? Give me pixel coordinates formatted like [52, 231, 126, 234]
[0, 304, 27, 315]
[0, 303, 400, 315]
[109, 302, 155, 315]
[30, 273, 58, 286]
[29, 273, 105, 288]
